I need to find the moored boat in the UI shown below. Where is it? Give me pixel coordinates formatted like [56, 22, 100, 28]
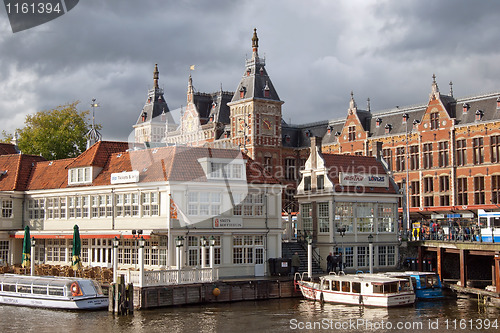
[295, 272, 415, 307]
[0, 274, 108, 310]
[382, 271, 445, 300]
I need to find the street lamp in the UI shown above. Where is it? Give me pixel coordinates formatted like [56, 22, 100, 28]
[30, 237, 36, 276]
[403, 113, 411, 236]
[132, 229, 143, 269]
[200, 236, 207, 269]
[175, 235, 184, 268]
[306, 234, 313, 279]
[138, 236, 145, 287]
[368, 234, 374, 274]
[337, 226, 346, 272]
[112, 237, 120, 283]
[209, 236, 216, 270]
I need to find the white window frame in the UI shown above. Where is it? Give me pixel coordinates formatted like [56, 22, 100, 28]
[68, 167, 93, 185]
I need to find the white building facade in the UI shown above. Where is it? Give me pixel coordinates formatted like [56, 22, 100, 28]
[296, 137, 400, 273]
[2, 142, 282, 278]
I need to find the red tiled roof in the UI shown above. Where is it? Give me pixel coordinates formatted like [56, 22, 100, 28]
[321, 153, 397, 194]
[27, 158, 75, 190]
[24, 145, 280, 190]
[66, 141, 129, 169]
[94, 146, 280, 186]
[0, 143, 18, 156]
[0, 154, 46, 191]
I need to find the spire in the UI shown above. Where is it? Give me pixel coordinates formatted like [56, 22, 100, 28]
[252, 28, 259, 59]
[367, 97, 371, 112]
[431, 73, 439, 93]
[349, 91, 357, 109]
[429, 73, 440, 100]
[187, 74, 194, 103]
[153, 64, 159, 89]
[86, 98, 102, 149]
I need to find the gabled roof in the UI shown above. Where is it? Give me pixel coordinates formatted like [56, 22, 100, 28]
[0, 154, 46, 191]
[66, 141, 129, 169]
[25, 145, 279, 191]
[94, 146, 280, 186]
[321, 153, 397, 194]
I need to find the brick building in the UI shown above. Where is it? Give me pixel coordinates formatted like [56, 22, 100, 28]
[133, 29, 500, 228]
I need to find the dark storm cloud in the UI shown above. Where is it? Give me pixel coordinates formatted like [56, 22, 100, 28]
[1, 0, 500, 140]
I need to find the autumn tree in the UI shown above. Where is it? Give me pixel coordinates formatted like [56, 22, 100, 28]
[13, 101, 98, 160]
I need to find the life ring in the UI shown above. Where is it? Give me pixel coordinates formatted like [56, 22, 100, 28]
[71, 282, 82, 297]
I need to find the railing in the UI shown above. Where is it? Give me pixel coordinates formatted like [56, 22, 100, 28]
[296, 229, 323, 270]
[117, 267, 219, 288]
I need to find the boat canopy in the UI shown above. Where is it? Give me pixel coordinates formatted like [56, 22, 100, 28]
[0, 274, 77, 288]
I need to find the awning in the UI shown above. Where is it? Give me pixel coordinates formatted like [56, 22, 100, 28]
[10, 230, 153, 239]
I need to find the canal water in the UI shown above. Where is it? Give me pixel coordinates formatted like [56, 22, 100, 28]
[1, 297, 499, 332]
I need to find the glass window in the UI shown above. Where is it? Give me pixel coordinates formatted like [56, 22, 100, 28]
[318, 202, 329, 233]
[301, 203, 313, 233]
[357, 203, 374, 233]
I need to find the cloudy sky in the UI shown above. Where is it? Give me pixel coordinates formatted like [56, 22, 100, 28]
[1, 0, 500, 141]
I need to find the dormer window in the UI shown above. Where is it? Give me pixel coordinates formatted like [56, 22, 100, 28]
[413, 119, 420, 131]
[327, 125, 333, 134]
[142, 112, 147, 122]
[305, 130, 311, 137]
[497, 98, 500, 109]
[376, 118, 382, 128]
[384, 124, 392, 134]
[264, 82, 270, 98]
[209, 161, 244, 180]
[68, 167, 92, 185]
[475, 109, 483, 121]
[259, 67, 264, 75]
[463, 103, 470, 113]
[239, 87, 246, 98]
[402, 113, 409, 124]
[246, 68, 251, 76]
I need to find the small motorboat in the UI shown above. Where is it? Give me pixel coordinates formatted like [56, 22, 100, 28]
[0, 274, 108, 310]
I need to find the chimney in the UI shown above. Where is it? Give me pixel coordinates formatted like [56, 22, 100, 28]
[310, 136, 322, 169]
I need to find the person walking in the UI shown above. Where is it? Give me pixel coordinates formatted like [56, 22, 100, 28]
[291, 252, 301, 275]
[326, 252, 333, 273]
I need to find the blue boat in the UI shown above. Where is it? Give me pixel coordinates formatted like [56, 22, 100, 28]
[383, 271, 444, 300]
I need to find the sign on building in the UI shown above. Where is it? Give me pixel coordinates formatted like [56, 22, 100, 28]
[213, 217, 243, 228]
[339, 172, 389, 187]
[111, 171, 140, 184]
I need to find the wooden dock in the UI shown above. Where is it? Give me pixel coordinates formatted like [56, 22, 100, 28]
[132, 277, 300, 309]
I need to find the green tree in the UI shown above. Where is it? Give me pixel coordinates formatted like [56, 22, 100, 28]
[15, 101, 98, 160]
[0, 131, 13, 143]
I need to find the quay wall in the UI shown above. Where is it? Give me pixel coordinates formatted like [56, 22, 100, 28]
[133, 278, 299, 309]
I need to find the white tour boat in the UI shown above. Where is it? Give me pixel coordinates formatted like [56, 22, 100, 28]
[295, 272, 415, 307]
[0, 274, 108, 310]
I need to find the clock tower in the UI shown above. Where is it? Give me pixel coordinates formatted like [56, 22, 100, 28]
[228, 29, 284, 174]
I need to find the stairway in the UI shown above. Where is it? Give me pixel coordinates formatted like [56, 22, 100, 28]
[282, 242, 324, 275]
